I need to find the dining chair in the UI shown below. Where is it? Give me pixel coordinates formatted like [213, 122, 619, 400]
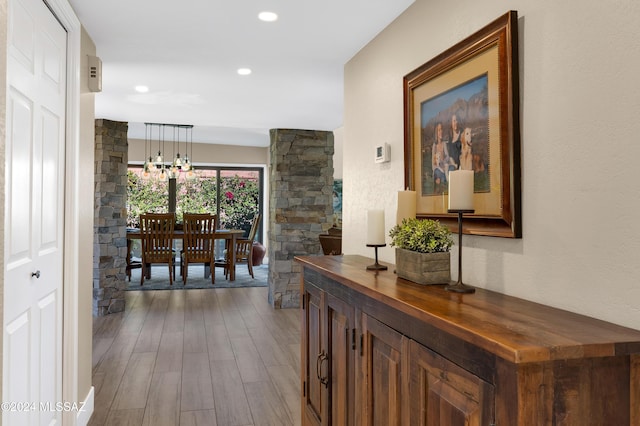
[139, 213, 176, 286]
[125, 237, 142, 281]
[227, 213, 261, 279]
[181, 213, 217, 285]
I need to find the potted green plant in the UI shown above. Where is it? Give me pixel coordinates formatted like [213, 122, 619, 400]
[389, 218, 453, 285]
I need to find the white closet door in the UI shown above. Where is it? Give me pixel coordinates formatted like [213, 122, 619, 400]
[4, 0, 67, 424]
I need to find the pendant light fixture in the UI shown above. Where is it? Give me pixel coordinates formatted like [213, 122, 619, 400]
[153, 123, 165, 167]
[144, 122, 195, 179]
[171, 125, 185, 179]
[169, 126, 179, 178]
[182, 125, 192, 172]
[142, 123, 151, 178]
[186, 125, 197, 180]
[142, 123, 156, 177]
[173, 125, 183, 168]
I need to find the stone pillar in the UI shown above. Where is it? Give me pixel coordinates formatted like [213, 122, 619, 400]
[269, 129, 334, 308]
[93, 119, 128, 315]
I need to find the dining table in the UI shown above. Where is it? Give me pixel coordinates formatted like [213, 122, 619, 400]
[126, 228, 246, 281]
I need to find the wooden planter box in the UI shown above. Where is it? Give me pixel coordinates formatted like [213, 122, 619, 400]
[395, 248, 450, 285]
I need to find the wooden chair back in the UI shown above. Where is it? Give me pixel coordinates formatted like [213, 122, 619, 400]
[140, 213, 176, 262]
[139, 213, 176, 285]
[182, 213, 217, 264]
[246, 212, 261, 242]
[230, 213, 262, 279]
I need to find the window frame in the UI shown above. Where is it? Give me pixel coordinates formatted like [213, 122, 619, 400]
[127, 165, 265, 243]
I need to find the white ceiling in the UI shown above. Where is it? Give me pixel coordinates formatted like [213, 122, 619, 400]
[69, 0, 414, 147]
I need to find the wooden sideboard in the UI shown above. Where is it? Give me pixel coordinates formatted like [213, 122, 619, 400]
[296, 255, 640, 425]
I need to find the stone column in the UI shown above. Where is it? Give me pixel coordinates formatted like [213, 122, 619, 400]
[268, 129, 334, 308]
[93, 119, 128, 315]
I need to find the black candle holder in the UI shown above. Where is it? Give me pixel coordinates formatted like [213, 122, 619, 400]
[445, 209, 476, 294]
[366, 244, 388, 271]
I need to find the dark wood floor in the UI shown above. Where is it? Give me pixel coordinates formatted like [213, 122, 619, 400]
[89, 287, 301, 426]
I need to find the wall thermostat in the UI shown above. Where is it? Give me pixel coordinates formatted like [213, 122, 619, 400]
[375, 143, 391, 163]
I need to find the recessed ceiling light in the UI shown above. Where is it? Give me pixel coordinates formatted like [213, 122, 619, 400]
[237, 68, 252, 76]
[135, 85, 149, 93]
[258, 11, 278, 22]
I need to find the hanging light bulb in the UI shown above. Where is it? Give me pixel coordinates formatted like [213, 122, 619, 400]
[155, 123, 166, 167]
[186, 165, 196, 181]
[185, 125, 195, 172]
[158, 166, 168, 182]
[146, 122, 163, 169]
[171, 126, 182, 170]
[142, 161, 151, 179]
[181, 130, 190, 170]
[154, 150, 164, 167]
[142, 123, 150, 178]
[169, 163, 179, 179]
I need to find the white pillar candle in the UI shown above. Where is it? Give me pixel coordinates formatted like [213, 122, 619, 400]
[448, 170, 474, 210]
[366, 209, 386, 245]
[396, 190, 416, 225]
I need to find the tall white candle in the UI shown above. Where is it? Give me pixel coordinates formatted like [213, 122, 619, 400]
[396, 190, 416, 225]
[448, 170, 474, 210]
[366, 210, 385, 245]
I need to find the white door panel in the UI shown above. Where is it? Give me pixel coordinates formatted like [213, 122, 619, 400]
[5, 312, 31, 425]
[38, 292, 59, 425]
[8, 0, 35, 73]
[41, 34, 63, 89]
[6, 89, 33, 264]
[4, 0, 66, 424]
[40, 109, 62, 250]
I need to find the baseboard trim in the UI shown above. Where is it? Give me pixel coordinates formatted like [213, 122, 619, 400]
[77, 386, 94, 426]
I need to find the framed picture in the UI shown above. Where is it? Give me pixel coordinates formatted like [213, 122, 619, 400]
[332, 179, 343, 228]
[403, 11, 521, 238]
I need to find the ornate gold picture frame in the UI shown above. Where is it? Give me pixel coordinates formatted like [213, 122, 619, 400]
[403, 11, 521, 238]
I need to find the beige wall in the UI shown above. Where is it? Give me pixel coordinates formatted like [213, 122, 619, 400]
[128, 137, 268, 166]
[343, 0, 640, 329]
[78, 25, 96, 404]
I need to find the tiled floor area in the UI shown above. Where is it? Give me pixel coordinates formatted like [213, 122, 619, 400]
[90, 286, 301, 426]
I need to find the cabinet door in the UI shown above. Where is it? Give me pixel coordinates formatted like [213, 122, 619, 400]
[327, 293, 356, 425]
[302, 284, 357, 426]
[409, 340, 494, 426]
[302, 284, 326, 425]
[361, 313, 408, 426]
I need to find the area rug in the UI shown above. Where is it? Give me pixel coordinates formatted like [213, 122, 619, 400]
[126, 263, 268, 290]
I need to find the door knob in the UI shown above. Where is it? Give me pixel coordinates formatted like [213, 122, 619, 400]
[31, 270, 41, 279]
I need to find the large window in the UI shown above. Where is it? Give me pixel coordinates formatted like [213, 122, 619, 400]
[127, 166, 263, 242]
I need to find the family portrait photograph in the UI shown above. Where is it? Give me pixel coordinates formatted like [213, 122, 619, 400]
[420, 74, 490, 196]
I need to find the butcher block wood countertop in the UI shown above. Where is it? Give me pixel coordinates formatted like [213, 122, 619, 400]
[295, 255, 640, 364]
